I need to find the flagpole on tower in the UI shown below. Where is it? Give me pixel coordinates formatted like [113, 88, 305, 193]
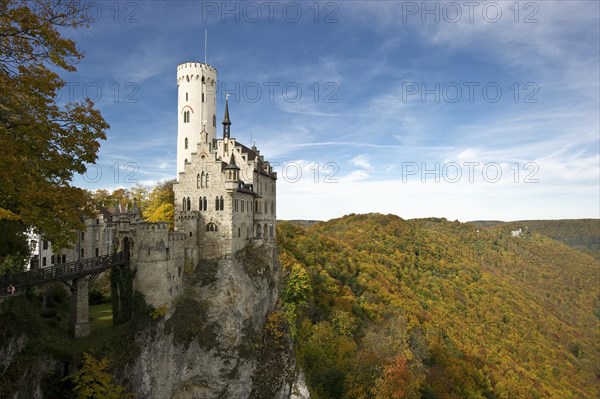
[204, 28, 207, 64]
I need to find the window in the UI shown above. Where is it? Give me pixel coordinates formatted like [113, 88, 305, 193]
[62, 255, 66, 263]
[215, 196, 219, 211]
[197, 173, 201, 188]
[43, 240, 48, 250]
[182, 198, 186, 211]
[238, 227, 241, 237]
[270, 225, 274, 237]
[235, 199, 238, 212]
[42, 257, 46, 267]
[81, 232, 85, 241]
[95, 248, 99, 257]
[241, 201, 245, 212]
[51, 255, 55, 264]
[185, 138, 188, 149]
[256, 224, 262, 238]
[199, 197, 203, 211]
[206, 222, 218, 232]
[183, 110, 190, 123]
[205, 173, 209, 188]
[203, 196, 207, 211]
[202, 93, 205, 102]
[186, 92, 188, 101]
[187, 197, 191, 211]
[81, 249, 84, 258]
[271, 201, 275, 214]
[213, 114, 216, 127]
[96, 218, 99, 225]
[220, 196, 224, 211]
[255, 201, 259, 212]
[201, 171, 205, 188]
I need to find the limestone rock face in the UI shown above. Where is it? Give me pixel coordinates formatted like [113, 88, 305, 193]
[120, 243, 308, 398]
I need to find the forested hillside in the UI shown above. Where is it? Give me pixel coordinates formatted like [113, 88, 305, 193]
[276, 214, 600, 399]
[469, 219, 599, 258]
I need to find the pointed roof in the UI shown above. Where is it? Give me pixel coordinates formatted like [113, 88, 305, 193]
[222, 98, 231, 126]
[224, 153, 240, 170]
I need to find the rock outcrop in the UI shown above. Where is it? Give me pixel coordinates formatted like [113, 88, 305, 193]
[115, 243, 308, 398]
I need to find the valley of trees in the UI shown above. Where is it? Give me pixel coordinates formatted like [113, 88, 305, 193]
[277, 214, 600, 399]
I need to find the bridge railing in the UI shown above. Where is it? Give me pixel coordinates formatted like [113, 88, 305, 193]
[1, 252, 129, 294]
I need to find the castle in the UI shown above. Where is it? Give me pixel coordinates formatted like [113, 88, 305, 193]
[172, 61, 277, 263]
[33, 60, 277, 319]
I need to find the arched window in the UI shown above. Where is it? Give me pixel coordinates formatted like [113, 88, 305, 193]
[186, 92, 188, 101]
[182, 197, 186, 211]
[206, 222, 218, 232]
[186, 75, 189, 82]
[187, 197, 191, 211]
[264, 223, 268, 238]
[203, 196, 207, 211]
[220, 196, 224, 211]
[185, 138, 188, 149]
[197, 173, 201, 188]
[238, 227, 241, 237]
[202, 93, 205, 102]
[199, 197, 202, 211]
[213, 114, 216, 127]
[201, 171, 205, 188]
[215, 196, 219, 211]
[205, 173, 209, 188]
[201, 76, 205, 83]
[256, 224, 262, 238]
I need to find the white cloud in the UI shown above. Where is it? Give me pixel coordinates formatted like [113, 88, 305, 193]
[350, 154, 372, 170]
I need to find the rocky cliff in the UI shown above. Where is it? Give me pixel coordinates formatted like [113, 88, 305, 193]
[113, 242, 309, 398]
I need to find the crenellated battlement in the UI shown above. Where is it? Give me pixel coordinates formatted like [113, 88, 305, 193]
[137, 222, 169, 231]
[177, 61, 217, 73]
[177, 62, 217, 86]
[168, 232, 186, 242]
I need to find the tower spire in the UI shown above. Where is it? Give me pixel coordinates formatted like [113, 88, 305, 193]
[222, 94, 231, 139]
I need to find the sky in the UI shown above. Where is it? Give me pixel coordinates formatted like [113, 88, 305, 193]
[64, 0, 599, 221]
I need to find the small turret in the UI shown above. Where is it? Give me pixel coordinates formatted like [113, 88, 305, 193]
[224, 153, 240, 191]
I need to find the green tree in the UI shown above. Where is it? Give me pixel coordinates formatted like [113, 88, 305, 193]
[0, 219, 29, 264]
[0, 0, 109, 250]
[69, 353, 125, 399]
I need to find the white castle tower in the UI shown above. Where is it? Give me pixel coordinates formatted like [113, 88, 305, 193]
[176, 62, 217, 177]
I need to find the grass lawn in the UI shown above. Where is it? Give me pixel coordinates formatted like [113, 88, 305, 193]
[2, 290, 129, 358]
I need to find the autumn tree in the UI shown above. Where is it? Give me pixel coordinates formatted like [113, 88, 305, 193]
[143, 179, 175, 230]
[69, 353, 126, 399]
[0, 0, 109, 250]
